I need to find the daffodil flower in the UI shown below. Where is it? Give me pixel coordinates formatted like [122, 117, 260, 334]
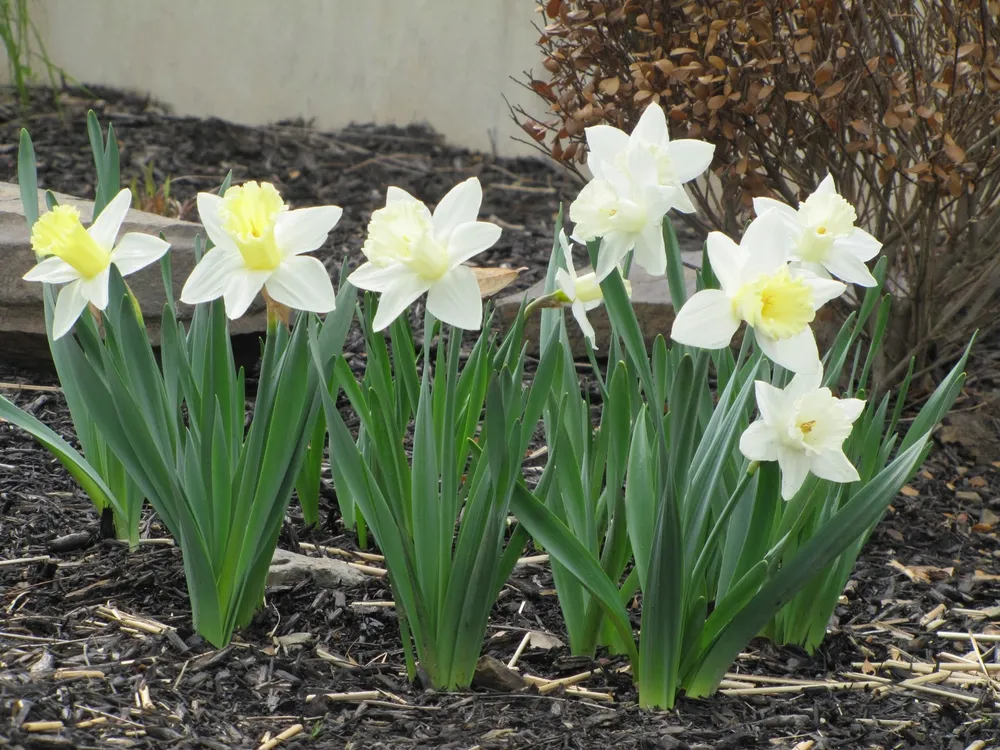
[180, 181, 341, 319]
[670, 211, 846, 373]
[347, 177, 502, 331]
[753, 175, 882, 287]
[553, 231, 630, 349]
[570, 105, 713, 280]
[585, 103, 715, 215]
[23, 188, 170, 339]
[739, 368, 865, 499]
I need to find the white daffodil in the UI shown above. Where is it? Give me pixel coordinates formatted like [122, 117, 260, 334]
[180, 181, 341, 319]
[569, 153, 674, 280]
[740, 368, 865, 499]
[347, 177, 501, 332]
[753, 174, 882, 287]
[553, 230, 630, 349]
[585, 103, 715, 215]
[670, 211, 846, 373]
[23, 189, 170, 339]
[570, 105, 714, 280]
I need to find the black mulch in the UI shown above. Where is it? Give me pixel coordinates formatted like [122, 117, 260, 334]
[2, 89, 999, 749]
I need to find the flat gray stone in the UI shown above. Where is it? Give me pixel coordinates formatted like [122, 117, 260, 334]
[0, 182, 266, 367]
[267, 548, 367, 589]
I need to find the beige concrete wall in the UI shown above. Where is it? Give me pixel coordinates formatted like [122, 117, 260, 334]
[6, 1, 545, 157]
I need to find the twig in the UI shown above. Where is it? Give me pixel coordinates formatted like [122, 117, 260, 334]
[0, 555, 53, 567]
[0, 382, 61, 393]
[21, 721, 64, 732]
[508, 632, 532, 670]
[936, 632, 1000, 643]
[256, 723, 303, 750]
[305, 691, 380, 703]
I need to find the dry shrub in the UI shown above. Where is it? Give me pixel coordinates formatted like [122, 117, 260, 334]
[514, 0, 1000, 383]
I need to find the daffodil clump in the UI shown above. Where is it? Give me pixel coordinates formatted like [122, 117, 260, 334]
[6, 110, 969, 710]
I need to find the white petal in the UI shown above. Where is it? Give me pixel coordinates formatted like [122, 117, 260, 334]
[221, 269, 270, 320]
[756, 327, 820, 374]
[386, 186, 420, 205]
[264, 255, 337, 313]
[425, 265, 482, 330]
[809, 449, 860, 484]
[111, 233, 170, 276]
[668, 185, 698, 214]
[741, 211, 792, 278]
[813, 174, 837, 195]
[446, 221, 502, 266]
[706, 231, 744, 293]
[433, 177, 484, 244]
[196, 193, 240, 254]
[23, 256, 80, 284]
[838, 397, 866, 423]
[754, 379, 789, 428]
[791, 260, 830, 279]
[87, 189, 132, 250]
[777, 447, 812, 500]
[585, 125, 630, 179]
[835, 229, 882, 262]
[739, 420, 780, 462]
[369, 268, 431, 332]
[180, 247, 243, 305]
[558, 230, 575, 271]
[556, 267, 575, 298]
[274, 206, 343, 256]
[632, 103, 669, 145]
[78, 266, 110, 311]
[347, 261, 406, 290]
[752, 196, 800, 222]
[633, 220, 666, 277]
[801, 276, 847, 308]
[626, 144, 657, 188]
[594, 231, 635, 279]
[571, 299, 597, 349]
[667, 139, 715, 183]
[822, 250, 877, 287]
[670, 289, 741, 349]
[52, 280, 90, 340]
[785, 369, 824, 402]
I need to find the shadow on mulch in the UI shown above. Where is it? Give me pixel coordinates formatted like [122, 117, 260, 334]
[1, 88, 999, 749]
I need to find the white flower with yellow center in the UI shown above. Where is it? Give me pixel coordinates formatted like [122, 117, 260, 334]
[570, 105, 714, 280]
[553, 231, 630, 349]
[348, 177, 502, 331]
[585, 103, 715, 215]
[740, 368, 865, 499]
[569, 161, 674, 280]
[23, 188, 170, 339]
[670, 211, 846, 373]
[180, 181, 341, 319]
[753, 174, 882, 287]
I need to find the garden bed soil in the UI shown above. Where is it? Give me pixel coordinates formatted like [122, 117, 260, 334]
[2, 89, 1000, 749]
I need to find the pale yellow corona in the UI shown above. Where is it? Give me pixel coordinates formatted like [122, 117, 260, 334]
[363, 201, 450, 280]
[31, 205, 111, 279]
[218, 182, 286, 271]
[732, 266, 815, 340]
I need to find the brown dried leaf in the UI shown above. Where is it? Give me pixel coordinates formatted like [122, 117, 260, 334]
[820, 80, 846, 100]
[598, 77, 620, 95]
[708, 55, 727, 71]
[472, 267, 528, 298]
[944, 143, 966, 163]
[784, 91, 811, 102]
[707, 94, 727, 110]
